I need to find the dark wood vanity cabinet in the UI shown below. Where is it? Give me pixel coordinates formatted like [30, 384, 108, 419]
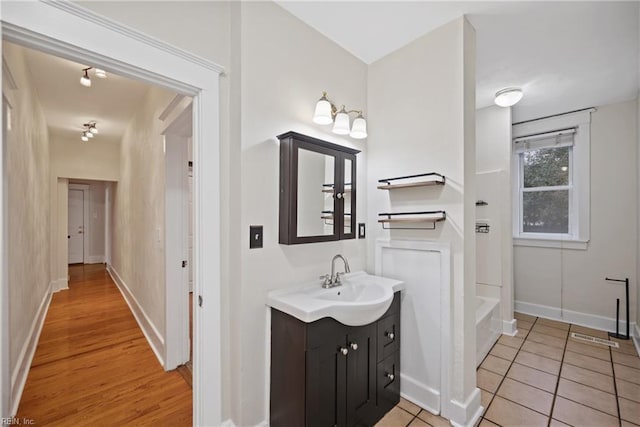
[270, 293, 401, 427]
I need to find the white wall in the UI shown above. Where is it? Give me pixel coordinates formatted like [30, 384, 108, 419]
[475, 106, 514, 329]
[235, 2, 368, 424]
[3, 41, 51, 396]
[515, 100, 638, 331]
[367, 17, 478, 424]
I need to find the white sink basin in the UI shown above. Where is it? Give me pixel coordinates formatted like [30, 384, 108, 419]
[267, 271, 404, 326]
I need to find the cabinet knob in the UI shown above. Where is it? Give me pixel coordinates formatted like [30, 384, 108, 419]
[350, 342, 358, 351]
[336, 193, 343, 199]
[339, 347, 349, 356]
[387, 332, 395, 340]
[386, 373, 395, 381]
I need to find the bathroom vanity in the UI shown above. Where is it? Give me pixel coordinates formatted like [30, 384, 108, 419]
[269, 275, 402, 427]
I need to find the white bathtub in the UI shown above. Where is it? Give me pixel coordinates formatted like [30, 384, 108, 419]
[476, 296, 501, 366]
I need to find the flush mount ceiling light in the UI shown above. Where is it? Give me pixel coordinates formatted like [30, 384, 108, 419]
[79, 67, 108, 87]
[312, 91, 368, 139]
[494, 87, 523, 107]
[80, 122, 99, 141]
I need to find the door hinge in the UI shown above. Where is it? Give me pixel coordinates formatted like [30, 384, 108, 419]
[182, 260, 188, 268]
[198, 295, 203, 307]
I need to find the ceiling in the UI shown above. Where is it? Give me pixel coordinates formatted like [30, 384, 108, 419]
[16, 42, 152, 143]
[277, 1, 639, 122]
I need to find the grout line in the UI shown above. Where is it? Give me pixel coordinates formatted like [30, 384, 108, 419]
[609, 345, 622, 426]
[547, 318, 569, 427]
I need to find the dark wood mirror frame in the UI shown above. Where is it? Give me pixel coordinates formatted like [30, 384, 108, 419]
[278, 131, 360, 245]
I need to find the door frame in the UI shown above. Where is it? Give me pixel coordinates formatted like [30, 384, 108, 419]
[68, 183, 90, 264]
[0, 2, 224, 424]
[163, 103, 192, 370]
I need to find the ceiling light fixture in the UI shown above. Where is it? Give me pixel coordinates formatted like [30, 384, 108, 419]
[494, 87, 523, 107]
[80, 68, 92, 87]
[80, 122, 99, 141]
[79, 67, 108, 87]
[312, 91, 367, 139]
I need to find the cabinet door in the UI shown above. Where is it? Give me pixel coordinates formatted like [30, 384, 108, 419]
[346, 324, 377, 427]
[338, 153, 357, 240]
[306, 336, 348, 427]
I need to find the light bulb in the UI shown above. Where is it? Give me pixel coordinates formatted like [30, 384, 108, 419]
[81, 133, 89, 142]
[94, 69, 107, 79]
[89, 125, 98, 134]
[332, 107, 350, 135]
[349, 114, 367, 139]
[86, 131, 94, 138]
[80, 70, 91, 87]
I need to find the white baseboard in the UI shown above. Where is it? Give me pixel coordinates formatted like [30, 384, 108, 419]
[401, 374, 441, 415]
[85, 255, 105, 264]
[502, 319, 518, 336]
[10, 282, 52, 416]
[50, 278, 68, 293]
[106, 265, 165, 367]
[448, 387, 483, 427]
[515, 300, 637, 336]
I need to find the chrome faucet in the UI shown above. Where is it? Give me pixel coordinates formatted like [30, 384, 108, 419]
[320, 254, 351, 288]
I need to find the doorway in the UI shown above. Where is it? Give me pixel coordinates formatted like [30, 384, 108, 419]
[67, 185, 89, 265]
[1, 2, 223, 424]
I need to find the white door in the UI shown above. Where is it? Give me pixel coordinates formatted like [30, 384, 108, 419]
[68, 189, 84, 264]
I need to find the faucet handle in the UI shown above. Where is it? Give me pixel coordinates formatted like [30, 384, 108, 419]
[319, 274, 332, 287]
[335, 272, 344, 284]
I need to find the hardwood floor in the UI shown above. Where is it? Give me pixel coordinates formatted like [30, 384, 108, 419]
[16, 264, 192, 425]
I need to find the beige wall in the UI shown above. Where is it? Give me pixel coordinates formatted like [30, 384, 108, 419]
[515, 100, 638, 328]
[367, 16, 477, 415]
[50, 133, 119, 182]
[3, 42, 51, 382]
[110, 85, 175, 339]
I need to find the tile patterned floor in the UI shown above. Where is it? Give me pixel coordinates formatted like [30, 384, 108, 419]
[375, 312, 640, 426]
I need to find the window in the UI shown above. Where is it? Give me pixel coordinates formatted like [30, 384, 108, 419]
[512, 110, 593, 249]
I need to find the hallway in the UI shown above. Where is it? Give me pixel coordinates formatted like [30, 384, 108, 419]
[16, 264, 192, 425]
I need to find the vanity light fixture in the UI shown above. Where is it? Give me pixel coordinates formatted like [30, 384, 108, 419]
[79, 67, 107, 87]
[494, 87, 523, 107]
[80, 122, 99, 141]
[312, 91, 368, 139]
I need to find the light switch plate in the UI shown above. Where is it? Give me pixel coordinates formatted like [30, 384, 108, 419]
[250, 225, 263, 249]
[358, 223, 366, 239]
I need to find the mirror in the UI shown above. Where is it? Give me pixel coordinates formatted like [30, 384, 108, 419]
[343, 158, 352, 235]
[297, 148, 335, 237]
[278, 131, 360, 245]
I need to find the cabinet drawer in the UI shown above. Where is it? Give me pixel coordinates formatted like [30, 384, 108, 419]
[377, 352, 400, 414]
[377, 314, 399, 362]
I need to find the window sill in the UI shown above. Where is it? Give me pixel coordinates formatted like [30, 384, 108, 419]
[514, 237, 588, 250]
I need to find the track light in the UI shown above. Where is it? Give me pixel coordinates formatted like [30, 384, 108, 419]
[80, 68, 91, 87]
[312, 91, 368, 140]
[80, 122, 99, 141]
[79, 67, 108, 87]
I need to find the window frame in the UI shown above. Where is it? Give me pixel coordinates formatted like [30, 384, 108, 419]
[512, 109, 593, 250]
